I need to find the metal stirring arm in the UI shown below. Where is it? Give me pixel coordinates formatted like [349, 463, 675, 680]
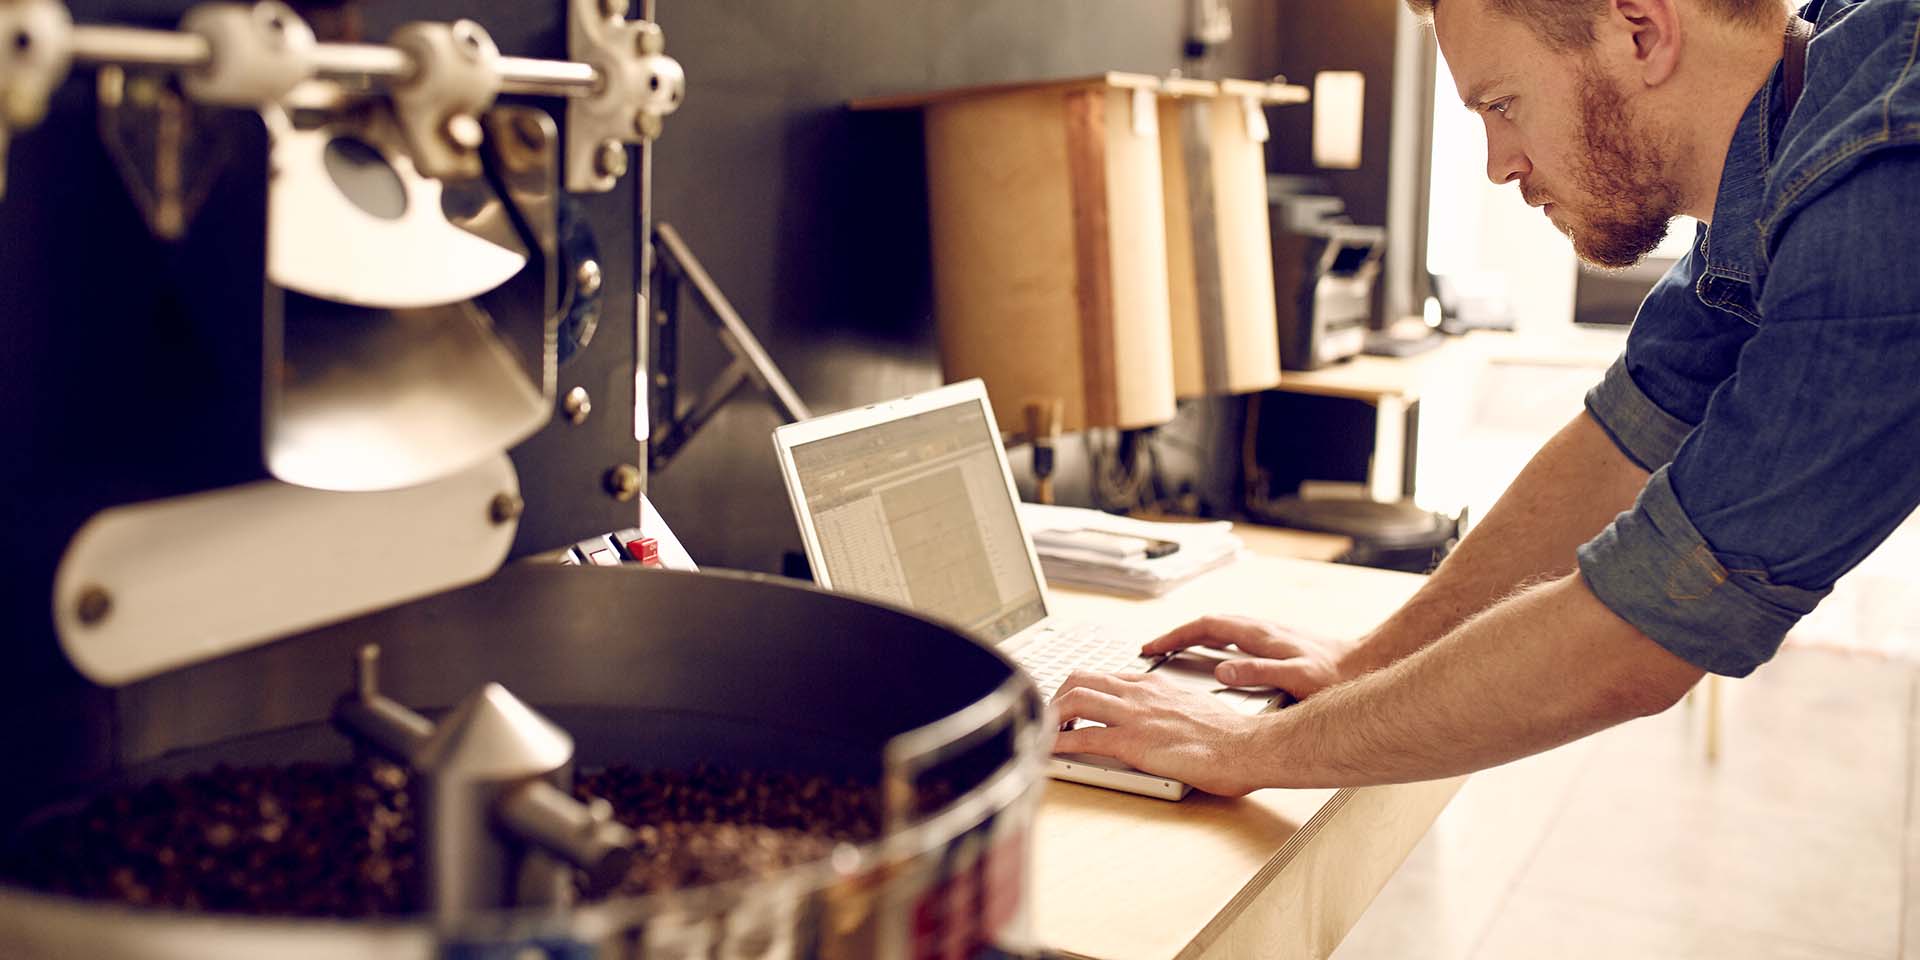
[332, 645, 634, 919]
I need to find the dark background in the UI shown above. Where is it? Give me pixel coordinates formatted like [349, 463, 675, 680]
[644, 0, 1409, 572]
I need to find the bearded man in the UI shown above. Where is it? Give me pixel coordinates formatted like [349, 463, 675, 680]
[1050, 0, 1920, 795]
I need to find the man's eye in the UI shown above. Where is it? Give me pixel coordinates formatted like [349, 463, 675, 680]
[1491, 99, 1514, 118]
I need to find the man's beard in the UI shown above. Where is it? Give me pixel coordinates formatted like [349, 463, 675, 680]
[1555, 66, 1685, 269]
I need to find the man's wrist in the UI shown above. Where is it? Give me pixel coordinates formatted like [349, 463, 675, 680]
[1333, 631, 1383, 682]
[1225, 710, 1292, 794]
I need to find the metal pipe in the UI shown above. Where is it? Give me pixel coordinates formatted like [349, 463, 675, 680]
[496, 781, 635, 896]
[334, 697, 434, 760]
[498, 56, 598, 96]
[309, 42, 412, 81]
[331, 644, 433, 759]
[69, 25, 603, 98]
[70, 25, 209, 69]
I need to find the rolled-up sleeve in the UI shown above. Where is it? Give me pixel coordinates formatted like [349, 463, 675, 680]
[1578, 469, 1829, 677]
[1584, 355, 1696, 473]
[1579, 150, 1920, 677]
[1583, 222, 1755, 473]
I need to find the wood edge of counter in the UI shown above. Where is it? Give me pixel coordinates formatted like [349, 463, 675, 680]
[1177, 787, 1359, 958]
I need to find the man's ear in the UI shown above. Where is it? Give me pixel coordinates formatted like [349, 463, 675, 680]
[1609, 0, 1682, 86]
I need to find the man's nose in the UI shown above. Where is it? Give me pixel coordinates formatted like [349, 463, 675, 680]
[1484, 124, 1531, 186]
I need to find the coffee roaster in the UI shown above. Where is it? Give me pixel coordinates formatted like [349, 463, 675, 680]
[0, 1, 1049, 955]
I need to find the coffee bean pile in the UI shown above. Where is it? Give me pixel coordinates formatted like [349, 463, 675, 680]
[4, 762, 950, 916]
[573, 764, 886, 897]
[2, 760, 419, 916]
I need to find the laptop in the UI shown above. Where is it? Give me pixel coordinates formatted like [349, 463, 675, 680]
[772, 379, 1283, 800]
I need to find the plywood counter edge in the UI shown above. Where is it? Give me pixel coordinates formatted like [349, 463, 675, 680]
[1044, 787, 1372, 960]
[1183, 786, 1359, 957]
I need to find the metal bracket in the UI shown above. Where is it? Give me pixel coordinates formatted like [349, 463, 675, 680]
[648, 221, 810, 472]
[96, 66, 233, 240]
[389, 19, 500, 181]
[0, 0, 73, 198]
[564, 0, 683, 193]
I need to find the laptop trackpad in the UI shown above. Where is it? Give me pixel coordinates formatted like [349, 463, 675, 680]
[1153, 649, 1286, 713]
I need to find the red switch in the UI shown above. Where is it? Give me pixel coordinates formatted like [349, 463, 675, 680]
[625, 537, 661, 567]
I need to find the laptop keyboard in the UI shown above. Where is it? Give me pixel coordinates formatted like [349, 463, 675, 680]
[1012, 622, 1156, 701]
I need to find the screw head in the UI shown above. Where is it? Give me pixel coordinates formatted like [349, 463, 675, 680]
[603, 464, 642, 502]
[594, 139, 627, 179]
[635, 22, 666, 56]
[489, 492, 525, 525]
[575, 258, 602, 297]
[563, 386, 593, 425]
[444, 114, 484, 150]
[634, 111, 663, 140]
[75, 586, 112, 627]
[451, 20, 490, 60]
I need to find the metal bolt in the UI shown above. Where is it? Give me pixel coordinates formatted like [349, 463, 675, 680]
[594, 139, 627, 179]
[75, 586, 112, 627]
[633, 111, 663, 140]
[356, 644, 382, 699]
[635, 22, 665, 55]
[599, 0, 629, 20]
[584, 796, 614, 835]
[451, 20, 487, 59]
[603, 464, 642, 502]
[489, 491, 525, 525]
[575, 258, 602, 297]
[445, 113, 484, 150]
[564, 386, 593, 425]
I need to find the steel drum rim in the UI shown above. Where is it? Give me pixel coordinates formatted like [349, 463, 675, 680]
[0, 567, 1054, 955]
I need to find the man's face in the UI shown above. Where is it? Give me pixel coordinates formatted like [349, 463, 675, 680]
[1433, 0, 1685, 268]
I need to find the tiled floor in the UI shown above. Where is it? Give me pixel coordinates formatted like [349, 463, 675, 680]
[1331, 647, 1918, 959]
[1331, 341, 1920, 960]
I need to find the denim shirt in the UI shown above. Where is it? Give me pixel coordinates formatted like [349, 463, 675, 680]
[1578, 0, 1920, 676]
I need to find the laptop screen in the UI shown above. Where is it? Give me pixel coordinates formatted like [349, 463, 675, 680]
[788, 395, 1048, 643]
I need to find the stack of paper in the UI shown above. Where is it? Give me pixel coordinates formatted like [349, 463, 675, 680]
[1016, 503, 1243, 597]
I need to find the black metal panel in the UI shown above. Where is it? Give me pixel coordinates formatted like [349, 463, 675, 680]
[0, 0, 646, 811]
[342, 0, 645, 555]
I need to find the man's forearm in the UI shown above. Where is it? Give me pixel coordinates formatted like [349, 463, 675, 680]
[1342, 411, 1650, 677]
[1240, 573, 1703, 789]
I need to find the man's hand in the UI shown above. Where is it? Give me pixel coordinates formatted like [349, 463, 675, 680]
[1143, 616, 1352, 700]
[1050, 671, 1263, 797]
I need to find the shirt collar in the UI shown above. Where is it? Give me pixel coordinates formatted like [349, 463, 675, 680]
[1699, 78, 1776, 282]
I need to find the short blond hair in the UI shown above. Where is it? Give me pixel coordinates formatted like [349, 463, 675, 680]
[1403, 0, 1785, 50]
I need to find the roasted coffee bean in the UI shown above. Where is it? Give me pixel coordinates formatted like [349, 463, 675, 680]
[4, 761, 965, 916]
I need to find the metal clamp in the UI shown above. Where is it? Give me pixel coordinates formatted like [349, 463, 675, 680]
[565, 0, 683, 193]
[389, 18, 500, 180]
[0, 0, 73, 198]
[177, 1, 312, 106]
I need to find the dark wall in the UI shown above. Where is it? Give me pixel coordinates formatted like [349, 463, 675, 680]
[647, 1, 1283, 572]
[1265, 0, 1404, 228]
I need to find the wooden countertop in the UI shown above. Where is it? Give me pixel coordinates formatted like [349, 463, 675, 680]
[1031, 552, 1463, 959]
